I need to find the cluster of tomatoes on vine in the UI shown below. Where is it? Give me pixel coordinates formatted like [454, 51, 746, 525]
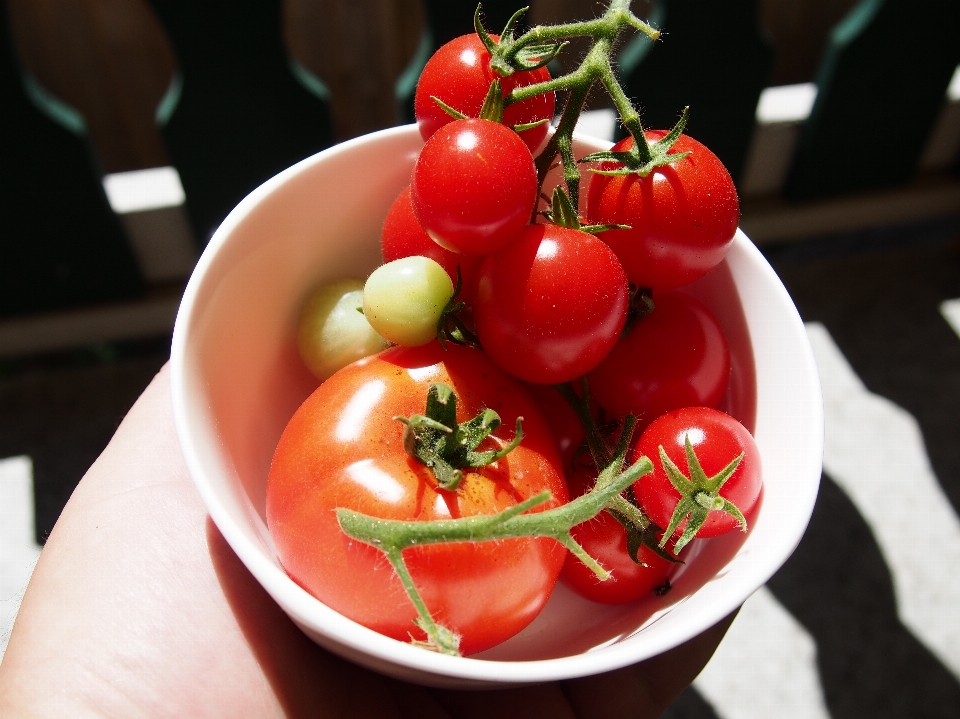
[265, 6, 763, 657]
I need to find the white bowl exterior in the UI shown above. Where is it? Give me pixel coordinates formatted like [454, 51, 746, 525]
[171, 125, 823, 688]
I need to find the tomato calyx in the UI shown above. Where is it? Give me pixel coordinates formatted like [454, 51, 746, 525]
[435, 269, 481, 350]
[336, 449, 654, 655]
[395, 382, 524, 491]
[598, 415, 682, 567]
[581, 107, 693, 178]
[475, 5, 565, 76]
[541, 186, 630, 235]
[431, 78, 551, 137]
[658, 436, 748, 553]
[622, 284, 655, 336]
[555, 379, 681, 566]
[432, 78, 507, 124]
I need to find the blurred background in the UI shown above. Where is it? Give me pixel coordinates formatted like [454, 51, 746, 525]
[1, 1, 959, 716]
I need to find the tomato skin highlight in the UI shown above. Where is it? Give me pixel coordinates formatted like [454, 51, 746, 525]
[633, 407, 762, 540]
[560, 468, 679, 604]
[414, 33, 555, 154]
[381, 186, 482, 305]
[473, 224, 629, 384]
[588, 291, 730, 427]
[265, 343, 568, 655]
[411, 118, 538, 255]
[585, 132, 740, 289]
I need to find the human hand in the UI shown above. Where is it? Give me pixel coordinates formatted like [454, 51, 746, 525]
[0, 364, 734, 718]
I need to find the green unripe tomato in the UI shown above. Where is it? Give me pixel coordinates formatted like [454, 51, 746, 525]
[363, 256, 455, 347]
[297, 278, 390, 380]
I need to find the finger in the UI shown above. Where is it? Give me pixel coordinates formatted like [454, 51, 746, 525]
[0, 365, 403, 719]
[560, 610, 738, 719]
[205, 517, 406, 719]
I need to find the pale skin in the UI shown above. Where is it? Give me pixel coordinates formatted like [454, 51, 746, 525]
[0, 364, 735, 718]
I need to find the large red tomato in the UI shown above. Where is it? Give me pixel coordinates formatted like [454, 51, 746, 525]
[414, 33, 555, 154]
[265, 342, 568, 655]
[473, 223, 629, 384]
[585, 132, 739, 289]
[588, 291, 730, 427]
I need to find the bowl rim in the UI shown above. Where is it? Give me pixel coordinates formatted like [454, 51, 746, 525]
[170, 123, 824, 686]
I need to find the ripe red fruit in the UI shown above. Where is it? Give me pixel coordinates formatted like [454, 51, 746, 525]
[411, 118, 538, 255]
[586, 132, 739, 289]
[414, 33, 555, 154]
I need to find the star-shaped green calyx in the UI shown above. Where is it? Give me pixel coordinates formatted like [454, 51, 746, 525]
[475, 5, 565, 76]
[658, 435, 747, 554]
[395, 383, 523, 491]
[580, 107, 692, 178]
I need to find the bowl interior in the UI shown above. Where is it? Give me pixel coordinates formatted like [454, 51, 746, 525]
[171, 125, 822, 688]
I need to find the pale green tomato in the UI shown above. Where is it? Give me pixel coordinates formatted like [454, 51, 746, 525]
[297, 278, 390, 380]
[362, 256, 455, 347]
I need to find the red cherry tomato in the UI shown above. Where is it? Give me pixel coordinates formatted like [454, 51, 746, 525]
[588, 291, 730, 426]
[265, 342, 568, 655]
[473, 223, 629, 384]
[523, 383, 587, 468]
[585, 132, 739, 289]
[560, 467, 680, 604]
[411, 118, 538, 255]
[415, 33, 555, 154]
[633, 407, 762, 543]
[381, 186, 482, 305]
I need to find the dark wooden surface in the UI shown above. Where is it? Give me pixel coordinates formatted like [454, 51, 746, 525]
[786, 0, 960, 199]
[6, 0, 863, 173]
[1, 0, 144, 317]
[7, 0, 174, 173]
[616, 0, 774, 182]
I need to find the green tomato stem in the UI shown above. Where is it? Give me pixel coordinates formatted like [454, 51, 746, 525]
[505, 0, 659, 60]
[381, 547, 462, 656]
[336, 454, 653, 655]
[396, 383, 524, 491]
[553, 379, 612, 469]
[496, 1, 658, 205]
[658, 438, 749, 554]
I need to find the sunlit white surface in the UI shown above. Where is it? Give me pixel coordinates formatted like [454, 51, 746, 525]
[940, 298, 960, 338]
[102, 166, 186, 213]
[947, 65, 960, 102]
[574, 109, 617, 142]
[695, 586, 830, 719]
[755, 83, 818, 124]
[808, 322, 960, 680]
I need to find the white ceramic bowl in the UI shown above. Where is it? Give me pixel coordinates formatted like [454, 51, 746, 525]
[171, 124, 823, 689]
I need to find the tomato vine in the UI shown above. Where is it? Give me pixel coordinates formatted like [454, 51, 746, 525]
[338, 392, 653, 655]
